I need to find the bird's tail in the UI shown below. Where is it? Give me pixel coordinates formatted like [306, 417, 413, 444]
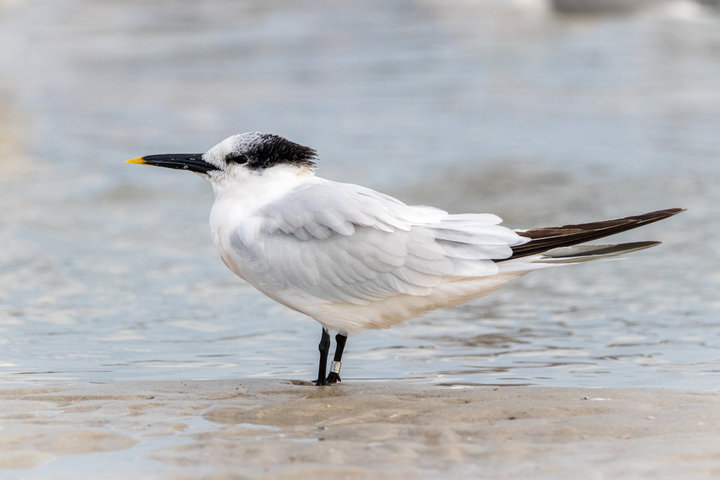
[498, 208, 684, 272]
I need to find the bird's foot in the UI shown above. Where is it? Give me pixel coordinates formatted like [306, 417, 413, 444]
[311, 373, 340, 386]
[326, 372, 341, 384]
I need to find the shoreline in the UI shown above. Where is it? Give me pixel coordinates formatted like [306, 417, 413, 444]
[1, 379, 719, 479]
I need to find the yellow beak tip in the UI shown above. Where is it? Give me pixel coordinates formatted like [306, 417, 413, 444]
[126, 157, 146, 165]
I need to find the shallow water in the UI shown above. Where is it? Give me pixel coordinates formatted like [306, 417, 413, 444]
[1, 0, 719, 390]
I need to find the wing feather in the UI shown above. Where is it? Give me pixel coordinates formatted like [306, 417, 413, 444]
[231, 179, 527, 306]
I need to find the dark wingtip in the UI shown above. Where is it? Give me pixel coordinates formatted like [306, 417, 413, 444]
[504, 208, 685, 261]
[657, 208, 685, 216]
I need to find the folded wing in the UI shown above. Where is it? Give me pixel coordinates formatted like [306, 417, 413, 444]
[233, 179, 528, 306]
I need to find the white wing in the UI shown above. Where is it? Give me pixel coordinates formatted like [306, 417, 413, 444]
[228, 178, 527, 308]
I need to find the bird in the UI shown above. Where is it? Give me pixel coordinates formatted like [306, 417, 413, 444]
[127, 132, 684, 386]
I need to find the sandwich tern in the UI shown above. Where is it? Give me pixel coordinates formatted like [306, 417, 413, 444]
[127, 132, 683, 385]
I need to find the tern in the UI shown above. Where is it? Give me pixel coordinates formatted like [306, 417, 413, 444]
[127, 132, 683, 385]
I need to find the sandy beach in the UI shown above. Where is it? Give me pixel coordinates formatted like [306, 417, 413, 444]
[1, 380, 718, 479]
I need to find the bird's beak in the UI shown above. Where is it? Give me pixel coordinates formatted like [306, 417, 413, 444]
[126, 153, 218, 174]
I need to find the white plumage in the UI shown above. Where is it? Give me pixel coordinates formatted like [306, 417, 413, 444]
[128, 132, 682, 384]
[210, 172, 529, 333]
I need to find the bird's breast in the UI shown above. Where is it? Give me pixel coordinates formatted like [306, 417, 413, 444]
[210, 201, 254, 280]
[213, 225, 244, 279]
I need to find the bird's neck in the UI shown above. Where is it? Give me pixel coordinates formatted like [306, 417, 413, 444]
[210, 164, 315, 214]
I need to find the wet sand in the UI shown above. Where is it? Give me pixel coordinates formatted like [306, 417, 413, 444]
[1, 380, 719, 479]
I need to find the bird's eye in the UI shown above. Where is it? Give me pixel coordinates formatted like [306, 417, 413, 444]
[226, 154, 248, 165]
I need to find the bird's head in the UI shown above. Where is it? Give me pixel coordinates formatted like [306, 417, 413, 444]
[127, 132, 317, 183]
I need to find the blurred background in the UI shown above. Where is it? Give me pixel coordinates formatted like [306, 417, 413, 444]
[0, 0, 718, 389]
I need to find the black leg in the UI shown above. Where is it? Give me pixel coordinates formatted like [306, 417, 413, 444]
[314, 328, 331, 386]
[326, 333, 347, 384]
